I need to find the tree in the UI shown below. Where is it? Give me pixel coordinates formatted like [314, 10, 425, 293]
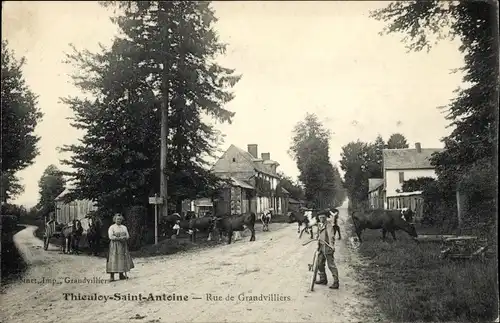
[340, 141, 371, 204]
[37, 165, 66, 215]
[373, 134, 386, 177]
[289, 113, 340, 208]
[402, 177, 435, 192]
[0, 172, 24, 203]
[276, 172, 305, 201]
[1, 40, 43, 202]
[372, 1, 498, 233]
[386, 133, 409, 149]
[60, 1, 240, 216]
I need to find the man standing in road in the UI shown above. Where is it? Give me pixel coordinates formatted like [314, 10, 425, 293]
[315, 212, 340, 289]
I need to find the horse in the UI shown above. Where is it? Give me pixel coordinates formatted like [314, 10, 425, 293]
[61, 219, 83, 254]
[86, 214, 103, 256]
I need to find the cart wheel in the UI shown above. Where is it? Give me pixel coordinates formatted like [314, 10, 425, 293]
[310, 251, 319, 292]
[43, 236, 49, 250]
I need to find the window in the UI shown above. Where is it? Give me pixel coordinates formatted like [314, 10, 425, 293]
[232, 157, 236, 162]
[398, 172, 404, 183]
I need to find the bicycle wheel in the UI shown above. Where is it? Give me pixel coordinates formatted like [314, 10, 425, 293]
[310, 251, 319, 292]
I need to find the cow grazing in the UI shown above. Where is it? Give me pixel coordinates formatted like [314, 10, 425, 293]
[351, 209, 418, 242]
[215, 212, 256, 244]
[260, 209, 272, 232]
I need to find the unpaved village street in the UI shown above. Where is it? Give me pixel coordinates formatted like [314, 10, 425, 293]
[1, 207, 380, 323]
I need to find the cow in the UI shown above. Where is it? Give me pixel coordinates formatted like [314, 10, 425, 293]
[215, 212, 256, 244]
[400, 207, 415, 223]
[260, 209, 273, 232]
[159, 213, 182, 237]
[186, 214, 220, 242]
[350, 208, 418, 243]
[288, 208, 339, 239]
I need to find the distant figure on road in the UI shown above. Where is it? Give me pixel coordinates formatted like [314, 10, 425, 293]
[106, 213, 134, 282]
[332, 210, 341, 240]
[316, 212, 339, 289]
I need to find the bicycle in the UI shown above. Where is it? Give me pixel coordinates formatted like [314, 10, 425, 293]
[303, 237, 335, 292]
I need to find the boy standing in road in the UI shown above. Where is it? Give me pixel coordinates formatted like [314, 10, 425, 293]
[315, 212, 340, 289]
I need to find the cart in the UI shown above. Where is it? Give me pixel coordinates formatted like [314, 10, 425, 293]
[43, 214, 64, 251]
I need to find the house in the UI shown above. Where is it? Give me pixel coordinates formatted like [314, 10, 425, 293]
[210, 144, 286, 215]
[54, 187, 97, 231]
[382, 142, 443, 220]
[368, 178, 384, 209]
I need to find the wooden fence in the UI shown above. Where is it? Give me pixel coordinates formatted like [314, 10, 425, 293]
[386, 194, 424, 222]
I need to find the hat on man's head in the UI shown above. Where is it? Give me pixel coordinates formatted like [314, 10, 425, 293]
[318, 213, 327, 218]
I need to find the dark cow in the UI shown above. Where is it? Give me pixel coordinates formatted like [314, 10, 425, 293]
[159, 213, 182, 237]
[187, 215, 219, 242]
[351, 208, 418, 242]
[260, 209, 272, 232]
[215, 212, 256, 244]
[61, 219, 83, 254]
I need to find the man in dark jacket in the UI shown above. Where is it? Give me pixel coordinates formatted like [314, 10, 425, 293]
[315, 212, 339, 289]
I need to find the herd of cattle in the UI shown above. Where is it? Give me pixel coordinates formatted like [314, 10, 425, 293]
[159, 206, 419, 244]
[45, 205, 419, 256]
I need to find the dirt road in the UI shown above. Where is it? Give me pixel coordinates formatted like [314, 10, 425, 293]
[1, 207, 380, 323]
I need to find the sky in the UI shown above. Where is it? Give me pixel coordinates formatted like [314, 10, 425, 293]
[2, 1, 465, 208]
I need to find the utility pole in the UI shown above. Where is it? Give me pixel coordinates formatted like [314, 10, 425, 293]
[160, 4, 170, 220]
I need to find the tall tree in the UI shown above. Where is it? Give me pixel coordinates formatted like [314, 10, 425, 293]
[1, 40, 43, 202]
[386, 133, 409, 149]
[37, 165, 66, 215]
[340, 140, 374, 204]
[289, 113, 339, 208]
[373, 134, 386, 177]
[60, 1, 240, 215]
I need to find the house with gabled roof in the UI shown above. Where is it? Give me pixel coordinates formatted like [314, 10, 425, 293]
[382, 142, 443, 218]
[210, 144, 285, 215]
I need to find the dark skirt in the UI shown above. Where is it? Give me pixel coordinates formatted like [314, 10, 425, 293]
[106, 240, 134, 273]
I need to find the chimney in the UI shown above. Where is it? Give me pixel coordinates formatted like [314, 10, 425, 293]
[261, 153, 270, 161]
[247, 144, 258, 158]
[415, 142, 422, 153]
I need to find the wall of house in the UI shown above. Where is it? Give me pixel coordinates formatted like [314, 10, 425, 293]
[55, 199, 97, 230]
[385, 168, 437, 197]
[368, 188, 384, 209]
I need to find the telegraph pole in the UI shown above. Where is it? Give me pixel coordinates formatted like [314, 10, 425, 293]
[160, 4, 170, 220]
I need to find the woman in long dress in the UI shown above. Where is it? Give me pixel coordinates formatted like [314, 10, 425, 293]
[107, 214, 134, 281]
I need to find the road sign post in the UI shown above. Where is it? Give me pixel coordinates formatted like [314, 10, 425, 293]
[149, 194, 163, 245]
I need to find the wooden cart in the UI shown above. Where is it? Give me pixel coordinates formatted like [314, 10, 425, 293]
[43, 215, 64, 251]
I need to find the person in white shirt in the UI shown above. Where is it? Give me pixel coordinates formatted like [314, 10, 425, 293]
[106, 214, 134, 281]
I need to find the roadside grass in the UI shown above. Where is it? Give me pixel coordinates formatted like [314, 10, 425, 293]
[1, 219, 28, 286]
[350, 226, 499, 322]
